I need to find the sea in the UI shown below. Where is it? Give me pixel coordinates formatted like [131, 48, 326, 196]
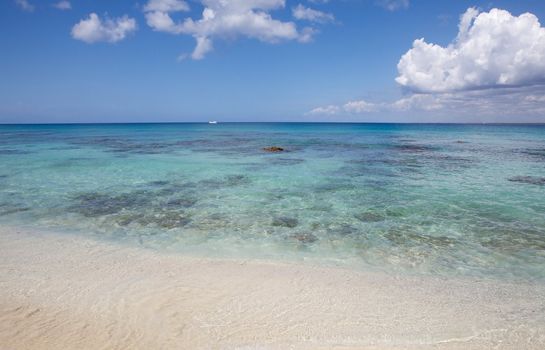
[1, 123, 544, 280]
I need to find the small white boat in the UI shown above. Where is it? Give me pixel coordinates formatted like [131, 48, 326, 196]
[208, 121, 218, 124]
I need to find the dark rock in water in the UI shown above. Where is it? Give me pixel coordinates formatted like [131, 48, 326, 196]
[207, 213, 225, 221]
[508, 176, 545, 186]
[70, 136, 177, 155]
[115, 214, 138, 226]
[69, 191, 152, 217]
[316, 182, 357, 192]
[384, 229, 457, 248]
[166, 197, 197, 208]
[225, 174, 250, 186]
[48, 146, 82, 151]
[148, 180, 169, 186]
[0, 149, 31, 155]
[397, 138, 417, 143]
[263, 146, 285, 153]
[393, 144, 434, 153]
[198, 178, 224, 189]
[354, 211, 385, 222]
[455, 140, 469, 144]
[478, 227, 545, 253]
[291, 232, 318, 244]
[310, 222, 322, 230]
[156, 213, 191, 229]
[117, 210, 191, 229]
[157, 182, 194, 195]
[199, 174, 250, 188]
[0, 207, 30, 216]
[269, 158, 305, 166]
[272, 216, 298, 228]
[519, 148, 545, 160]
[431, 155, 474, 170]
[338, 224, 357, 236]
[327, 224, 357, 236]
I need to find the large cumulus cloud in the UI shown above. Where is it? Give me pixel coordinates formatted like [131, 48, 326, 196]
[144, 0, 316, 59]
[396, 8, 545, 93]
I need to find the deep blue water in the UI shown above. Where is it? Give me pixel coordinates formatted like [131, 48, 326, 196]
[1, 123, 544, 280]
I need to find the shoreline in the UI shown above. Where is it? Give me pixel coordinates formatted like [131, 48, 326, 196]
[1, 226, 544, 349]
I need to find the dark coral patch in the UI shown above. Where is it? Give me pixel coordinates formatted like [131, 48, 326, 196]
[508, 176, 545, 186]
[272, 216, 298, 228]
[263, 146, 285, 153]
[291, 232, 318, 244]
[69, 191, 152, 217]
[355, 211, 385, 222]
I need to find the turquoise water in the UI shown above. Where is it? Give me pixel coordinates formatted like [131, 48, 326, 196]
[1, 123, 544, 280]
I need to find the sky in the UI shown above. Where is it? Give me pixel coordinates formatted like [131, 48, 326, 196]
[1, 0, 545, 123]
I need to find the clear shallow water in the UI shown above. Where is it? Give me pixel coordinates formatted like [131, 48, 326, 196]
[1, 123, 544, 280]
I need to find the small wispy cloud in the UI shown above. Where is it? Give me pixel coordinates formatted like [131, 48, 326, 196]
[307, 105, 341, 115]
[307, 86, 545, 119]
[307, 100, 377, 115]
[292, 4, 334, 23]
[53, 0, 71, 10]
[15, 0, 35, 12]
[376, 0, 409, 11]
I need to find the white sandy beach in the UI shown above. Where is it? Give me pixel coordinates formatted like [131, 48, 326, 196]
[1, 226, 544, 350]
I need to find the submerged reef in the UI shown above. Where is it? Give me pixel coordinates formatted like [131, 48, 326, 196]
[69, 191, 153, 217]
[263, 146, 285, 152]
[115, 210, 191, 229]
[0, 149, 32, 155]
[355, 211, 385, 222]
[392, 143, 436, 153]
[272, 217, 299, 228]
[0, 206, 30, 216]
[290, 232, 318, 244]
[519, 148, 545, 161]
[508, 176, 545, 186]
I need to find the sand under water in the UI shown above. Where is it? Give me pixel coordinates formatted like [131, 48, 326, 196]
[1, 226, 544, 350]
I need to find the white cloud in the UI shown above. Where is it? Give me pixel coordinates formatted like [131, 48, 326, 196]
[71, 13, 137, 44]
[391, 88, 545, 117]
[191, 36, 213, 60]
[396, 8, 545, 93]
[292, 4, 334, 23]
[143, 0, 316, 59]
[308, 86, 545, 120]
[15, 0, 34, 12]
[391, 94, 444, 111]
[144, 9, 184, 34]
[307, 7, 545, 121]
[525, 94, 545, 102]
[307, 105, 341, 115]
[376, 0, 409, 11]
[144, 0, 189, 12]
[343, 100, 376, 113]
[53, 1, 71, 10]
[308, 100, 377, 115]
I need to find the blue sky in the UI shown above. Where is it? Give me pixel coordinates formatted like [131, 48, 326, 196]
[1, 0, 545, 123]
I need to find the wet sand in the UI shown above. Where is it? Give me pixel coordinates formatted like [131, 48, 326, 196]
[1, 226, 544, 349]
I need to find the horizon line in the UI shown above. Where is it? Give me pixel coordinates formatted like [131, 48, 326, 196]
[1, 121, 545, 126]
